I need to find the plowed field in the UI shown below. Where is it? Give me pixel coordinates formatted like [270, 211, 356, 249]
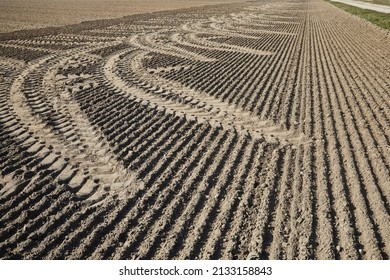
[0, 0, 389, 260]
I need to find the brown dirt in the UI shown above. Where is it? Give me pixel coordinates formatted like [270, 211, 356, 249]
[0, 0, 247, 33]
[0, 0, 389, 260]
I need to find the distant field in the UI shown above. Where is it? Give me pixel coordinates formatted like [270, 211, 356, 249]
[0, 0, 246, 33]
[360, 0, 390, 6]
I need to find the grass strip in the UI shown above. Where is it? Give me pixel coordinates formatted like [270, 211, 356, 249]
[328, 1, 390, 30]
